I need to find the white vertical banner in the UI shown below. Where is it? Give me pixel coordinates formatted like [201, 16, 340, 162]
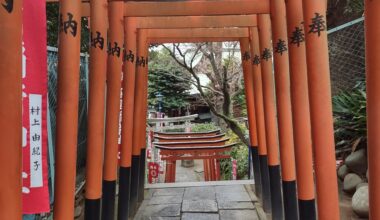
[29, 94, 43, 188]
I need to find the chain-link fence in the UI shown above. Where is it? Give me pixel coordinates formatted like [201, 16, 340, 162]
[47, 46, 89, 185]
[328, 17, 365, 96]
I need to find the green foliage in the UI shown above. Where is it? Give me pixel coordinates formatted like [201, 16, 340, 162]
[220, 129, 249, 180]
[191, 123, 219, 132]
[233, 81, 247, 117]
[47, 3, 90, 52]
[148, 49, 192, 112]
[344, 0, 364, 14]
[333, 81, 367, 155]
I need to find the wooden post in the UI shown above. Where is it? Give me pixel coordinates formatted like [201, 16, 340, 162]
[137, 30, 149, 204]
[210, 159, 215, 181]
[239, 38, 261, 192]
[270, 0, 298, 219]
[365, 1, 380, 219]
[0, 0, 22, 219]
[118, 17, 137, 220]
[130, 29, 148, 214]
[54, 1, 82, 219]
[249, 26, 271, 211]
[302, 1, 340, 219]
[204, 159, 210, 181]
[258, 14, 283, 218]
[216, 160, 221, 180]
[102, 2, 123, 220]
[285, 0, 316, 219]
[85, 0, 108, 218]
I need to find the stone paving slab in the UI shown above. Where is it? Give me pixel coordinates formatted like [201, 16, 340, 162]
[182, 213, 220, 220]
[182, 200, 218, 212]
[216, 191, 252, 202]
[153, 188, 184, 196]
[134, 184, 263, 220]
[138, 204, 181, 218]
[183, 186, 216, 200]
[215, 185, 247, 194]
[218, 200, 255, 210]
[220, 209, 260, 220]
[148, 195, 183, 205]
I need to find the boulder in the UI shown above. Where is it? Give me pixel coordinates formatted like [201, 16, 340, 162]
[345, 149, 368, 175]
[337, 164, 350, 180]
[343, 173, 363, 193]
[352, 185, 369, 218]
[356, 182, 368, 190]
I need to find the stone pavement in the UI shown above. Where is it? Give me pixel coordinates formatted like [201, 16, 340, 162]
[134, 183, 264, 220]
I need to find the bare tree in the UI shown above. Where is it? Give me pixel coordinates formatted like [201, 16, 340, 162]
[161, 42, 248, 145]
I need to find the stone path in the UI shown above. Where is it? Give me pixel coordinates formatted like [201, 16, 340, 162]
[134, 184, 263, 220]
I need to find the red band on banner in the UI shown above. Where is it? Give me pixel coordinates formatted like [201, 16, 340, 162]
[22, 0, 50, 214]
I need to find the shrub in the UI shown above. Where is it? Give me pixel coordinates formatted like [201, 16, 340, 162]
[333, 80, 367, 156]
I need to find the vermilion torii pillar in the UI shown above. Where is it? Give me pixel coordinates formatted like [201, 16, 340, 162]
[302, 1, 340, 219]
[54, 1, 82, 220]
[365, 0, 380, 219]
[118, 17, 137, 220]
[249, 26, 271, 212]
[258, 15, 283, 218]
[270, 0, 298, 219]
[85, 0, 108, 219]
[285, 0, 316, 219]
[239, 38, 262, 198]
[136, 29, 149, 205]
[0, 0, 22, 219]
[129, 29, 148, 215]
[102, 2, 124, 220]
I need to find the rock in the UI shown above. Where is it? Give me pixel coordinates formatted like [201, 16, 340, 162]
[352, 185, 369, 218]
[356, 182, 368, 190]
[345, 149, 368, 175]
[337, 164, 350, 180]
[343, 173, 363, 193]
[74, 206, 83, 218]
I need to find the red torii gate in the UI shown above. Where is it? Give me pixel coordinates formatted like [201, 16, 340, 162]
[5, 0, 380, 220]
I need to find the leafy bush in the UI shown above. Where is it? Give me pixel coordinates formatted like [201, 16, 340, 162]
[191, 122, 219, 132]
[333, 81, 367, 156]
[220, 129, 249, 180]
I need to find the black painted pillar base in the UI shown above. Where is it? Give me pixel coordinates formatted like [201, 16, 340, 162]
[248, 147, 252, 180]
[268, 165, 284, 220]
[259, 155, 272, 212]
[299, 199, 316, 220]
[117, 166, 131, 220]
[282, 180, 299, 220]
[102, 180, 116, 220]
[129, 155, 141, 217]
[251, 146, 262, 199]
[85, 198, 101, 220]
[138, 148, 146, 204]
